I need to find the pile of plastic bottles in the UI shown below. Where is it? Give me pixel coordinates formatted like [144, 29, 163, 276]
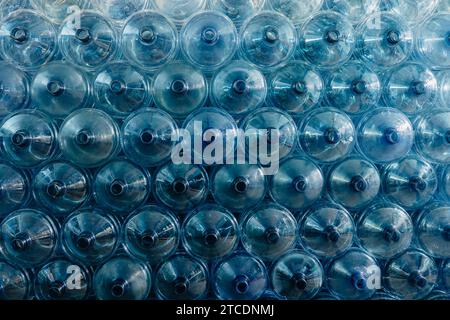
[0, 0, 449, 300]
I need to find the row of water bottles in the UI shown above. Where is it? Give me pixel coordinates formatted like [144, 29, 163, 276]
[0, 202, 449, 300]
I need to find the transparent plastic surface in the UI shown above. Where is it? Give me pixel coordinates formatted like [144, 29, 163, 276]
[0, 162, 29, 216]
[298, 108, 355, 163]
[270, 156, 324, 211]
[210, 0, 265, 27]
[443, 259, 450, 289]
[384, 249, 438, 300]
[268, 62, 323, 114]
[153, 163, 209, 212]
[442, 166, 450, 200]
[323, 0, 380, 25]
[241, 202, 297, 261]
[121, 108, 178, 167]
[151, 0, 206, 25]
[211, 164, 266, 211]
[382, 156, 437, 210]
[182, 204, 239, 260]
[31, 0, 90, 24]
[93, 159, 150, 213]
[415, 109, 450, 164]
[0, 209, 58, 267]
[383, 63, 437, 114]
[62, 208, 119, 265]
[31, 62, 91, 118]
[181, 11, 238, 73]
[357, 202, 413, 259]
[239, 11, 297, 70]
[0, 260, 30, 300]
[93, 256, 151, 300]
[357, 108, 413, 163]
[325, 61, 381, 114]
[356, 13, 413, 69]
[441, 71, 450, 108]
[0, 9, 56, 70]
[121, 11, 178, 71]
[381, 0, 439, 25]
[271, 250, 323, 300]
[35, 259, 90, 300]
[91, 0, 146, 23]
[213, 253, 268, 300]
[93, 62, 151, 117]
[154, 254, 208, 300]
[0, 62, 29, 118]
[298, 11, 355, 69]
[299, 202, 355, 258]
[327, 157, 380, 209]
[59, 10, 117, 70]
[123, 205, 179, 264]
[32, 161, 90, 215]
[0, 110, 58, 168]
[326, 248, 380, 300]
[152, 62, 207, 118]
[59, 109, 120, 168]
[0, 0, 31, 20]
[416, 202, 450, 259]
[269, 0, 323, 25]
[211, 61, 267, 116]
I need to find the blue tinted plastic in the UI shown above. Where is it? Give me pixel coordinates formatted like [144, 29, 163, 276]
[442, 166, 450, 200]
[155, 254, 208, 300]
[0, 0, 31, 20]
[31, 0, 90, 24]
[443, 260, 450, 289]
[91, 0, 146, 23]
[324, 0, 380, 25]
[440, 71, 450, 108]
[213, 252, 268, 300]
[0, 162, 29, 216]
[381, 0, 439, 25]
[151, 0, 206, 25]
[0, 62, 29, 118]
[210, 0, 265, 27]
[0, 260, 30, 300]
[269, 0, 323, 25]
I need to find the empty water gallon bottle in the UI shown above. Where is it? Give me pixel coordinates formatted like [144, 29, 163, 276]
[239, 11, 297, 70]
[0, 9, 56, 70]
[415, 109, 450, 164]
[211, 61, 267, 116]
[121, 11, 178, 71]
[180, 11, 238, 73]
[32, 161, 91, 215]
[241, 107, 297, 160]
[299, 202, 355, 259]
[357, 108, 413, 163]
[211, 164, 267, 211]
[0, 110, 58, 168]
[93, 159, 150, 213]
[0, 209, 58, 267]
[121, 108, 178, 167]
[241, 202, 297, 261]
[0, 259, 30, 300]
[152, 62, 207, 118]
[298, 108, 355, 163]
[31, 62, 91, 119]
[0, 0, 31, 20]
[153, 163, 209, 212]
[267, 62, 323, 114]
[182, 203, 239, 260]
[415, 202, 450, 259]
[325, 61, 381, 114]
[93, 255, 151, 300]
[271, 250, 324, 300]
[31, 0, 90, 24]
[270, 156, 324, 211]
[416, 13, 450, 70]
[0, 162, 29, 216]
[61, 208, 120, 265]
[59, 10, 118, 70]
[91, 0, 146, 23]
[381, 0, 439, 25]
[299, 11, 355, 69]
[382, 156, 437, 210]
[383, 62, 438, 114]
[123, 205, 180, 264]
[154, 253, 208, 300]
[356, 202, 413, 259]
[323, 0, 380, 25]
[384, 249, 438, 300]
[327, 157, 380, 210]
[59, 109, 120, 168]
[93, 62, 151, 117]
[213, 252, 268, 300]
[355, 13, 413, 69]
[35, 259, 90, 300]
[151, 0, 207, 26]
[326, 248, 381, 300]
[268, 0, 323, 25]
[0, 62, 29, 118]
[442, 166, 450, 200]
[209, 0, 265, 27]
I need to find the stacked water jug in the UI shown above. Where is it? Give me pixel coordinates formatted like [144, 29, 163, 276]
[0, 0, 449, 300]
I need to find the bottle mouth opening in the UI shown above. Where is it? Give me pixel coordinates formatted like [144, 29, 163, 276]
[350, 175, 368, 193]
[232, 79, 247, 94]
[324, 225, 340, 243]
[111, 279, 127, 297]
[110, 79, 126, 95]
[444, 130, 450, 144]
[202, 27, 219, 44]
[263, 26, 279, 44]
[352, 80, 367, 95]
[324, 127, 340, 145]
[11, 232, 31, 251]
[48, 280, 66, 299]
[76, 232, 95, 250]
[140, 130, 155, 144]
[11, 131, 29, 148]
[411, 81, 426, 95]
[233, 176, 249, 193]
[174, 277, 189, 295]
[386, 29, 401, 45]
[264, 227, 280, 244]
[10, 27, 28, 43]
[409, 176, 427, 192]
[46, 180, 65, 198]
[75, 28, 92, 43]
[442, 225, 450, 241]
[408, 272, 427, 288]
[110, 179, 126, 197]
[75, 130, 93, 146]
[383, 226, 400, 243]
[171, 79, 188, 95]
[172, 178, 188, 194]
[383, 127, 400, 145]
[292, 81, 307, 95]
[47, 80, 65, 96]
[139, 27, 156, 43]
[139, 230, 157, 247]
[293, 273, 307, 290]
[325, 29, 340, 44]
[234, 275, 249, 294]
[293, 176, 307, 193]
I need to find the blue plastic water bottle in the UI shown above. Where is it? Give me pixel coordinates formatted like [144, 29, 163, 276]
[0, 259, 31, 300]
[0, 162, 29, 217]
[0, 62, 29, 118]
